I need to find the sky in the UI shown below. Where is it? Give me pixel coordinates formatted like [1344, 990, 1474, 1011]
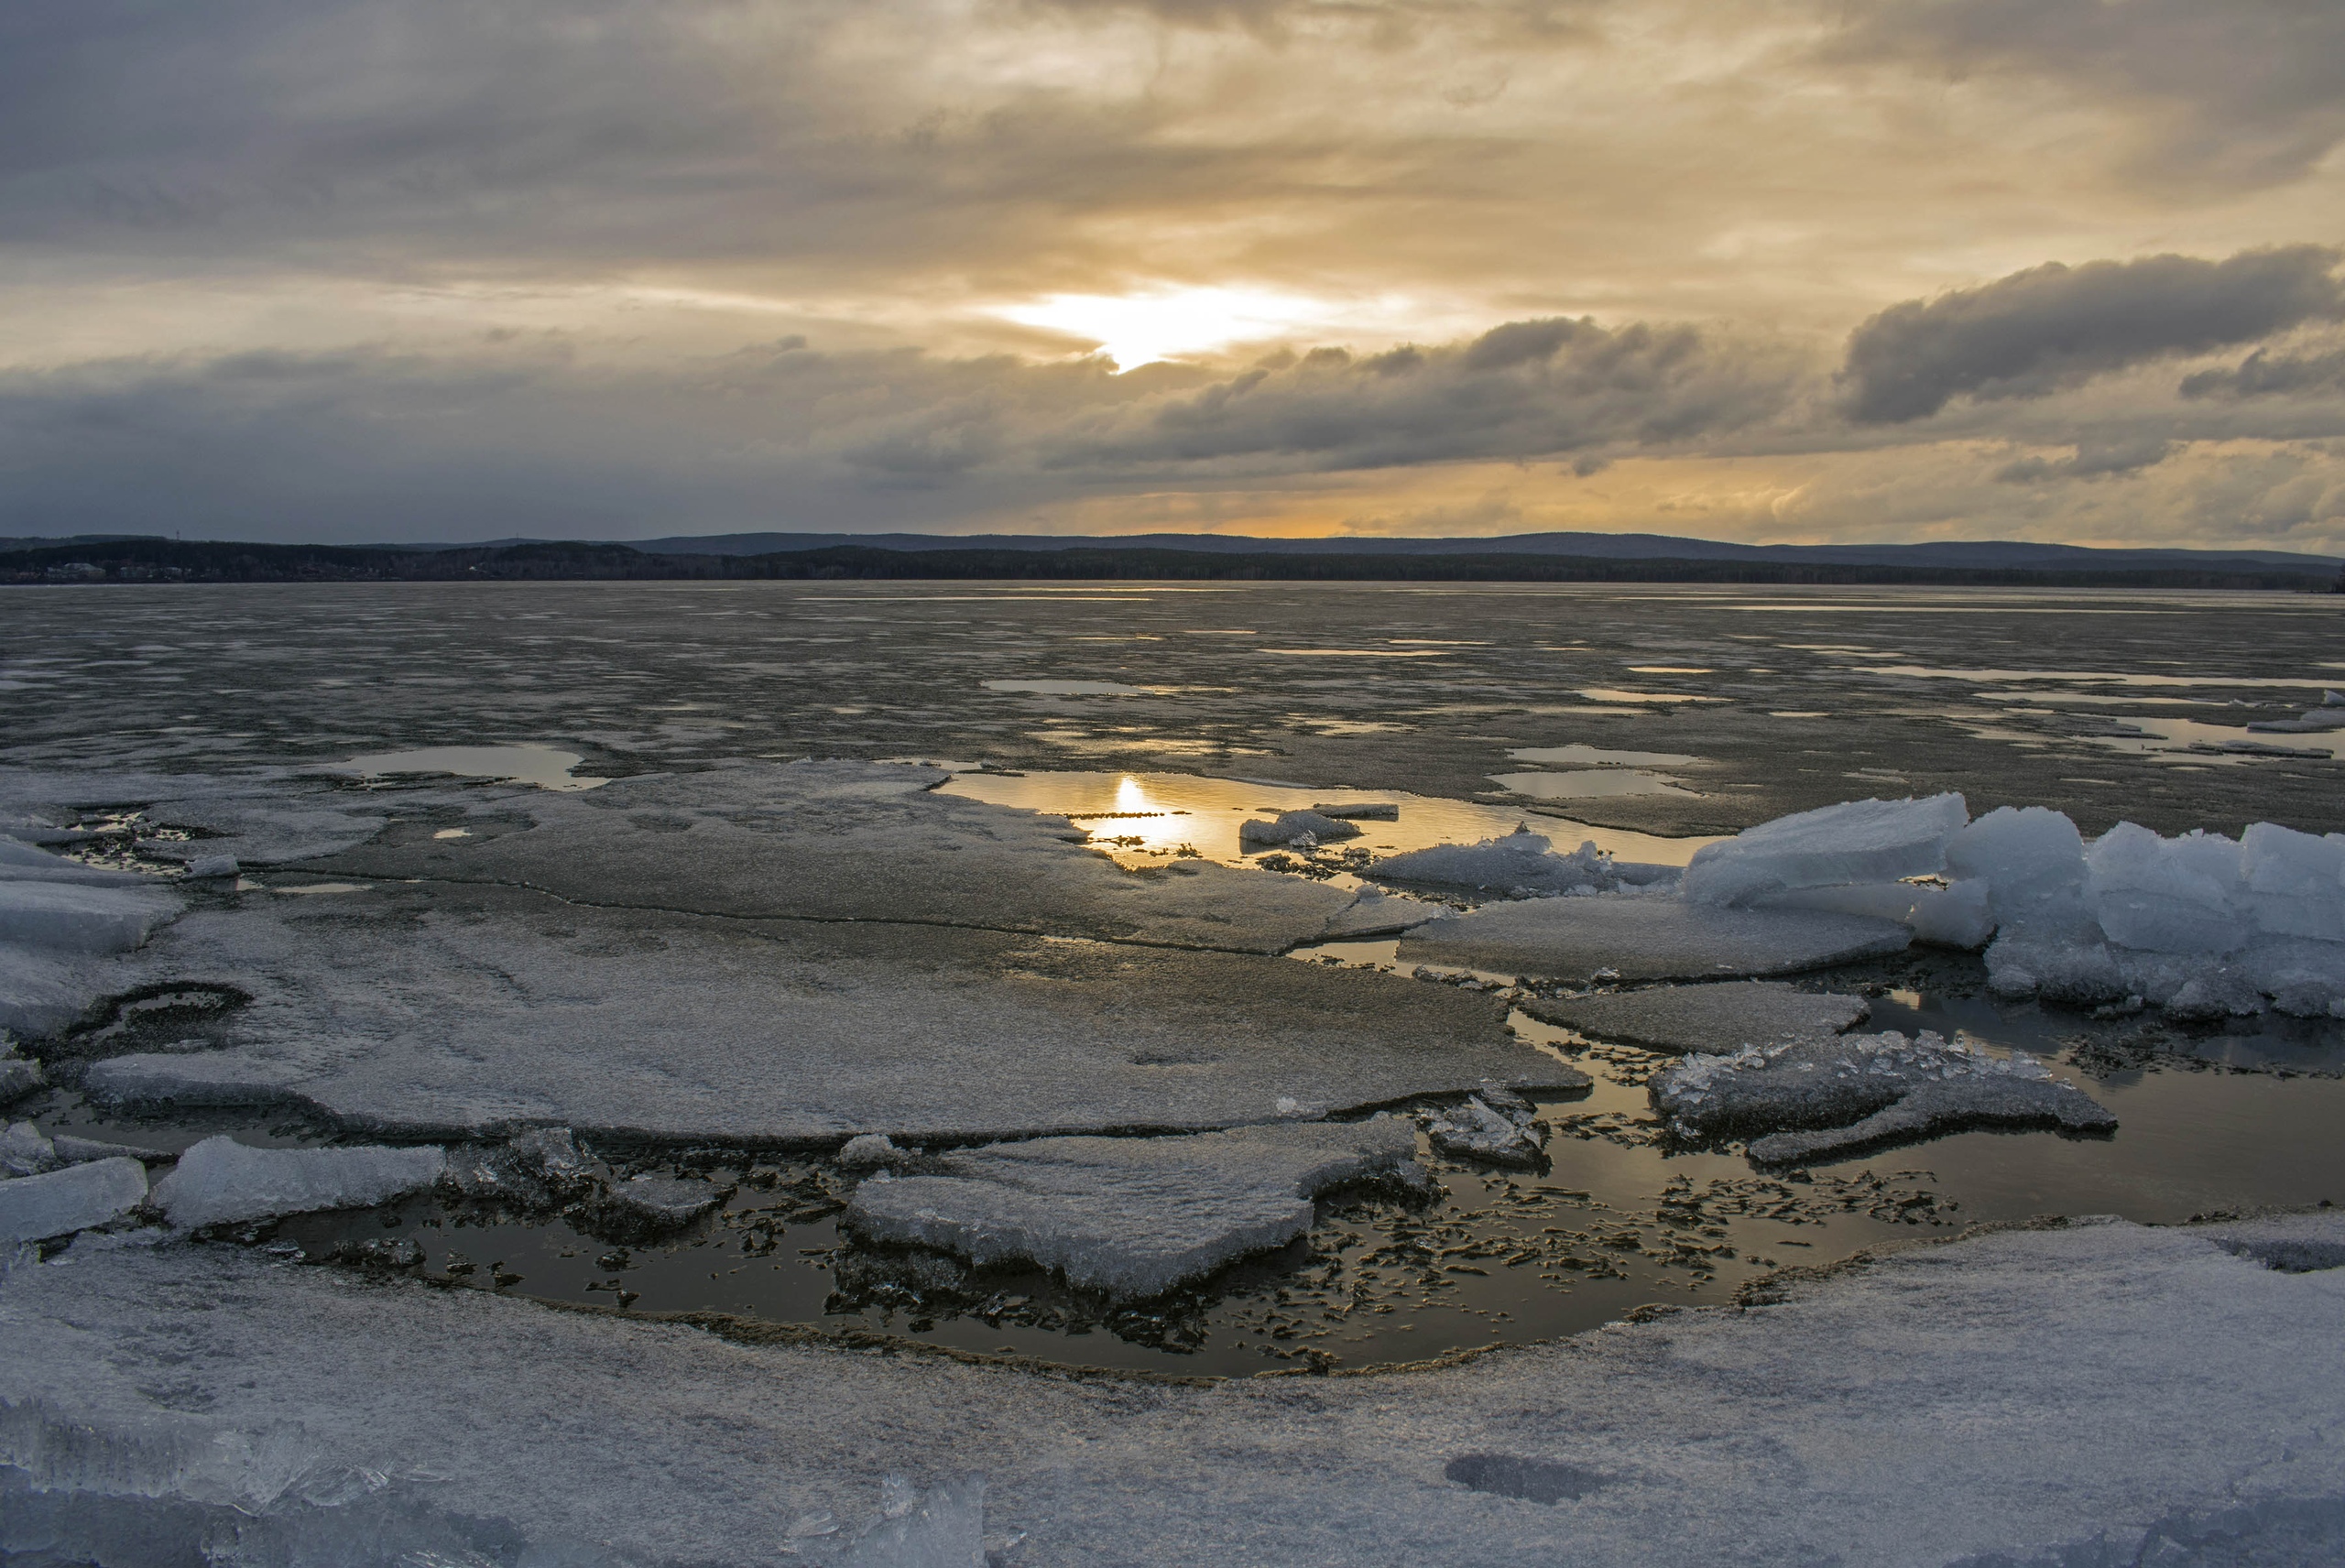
[5, 0, 2345, 552]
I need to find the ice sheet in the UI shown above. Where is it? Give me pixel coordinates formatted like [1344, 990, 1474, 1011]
[71, 888, 1578, 1142]
[1522, 981, 1869, 1054]
[5, 1215, 2343, 1565]
[1683, 795, 1969, 907]
[0, 1157, 147, 1246]
[0, 882, 180, 954]
[845, 1120, 1422, 1297]
[1400, 895, 1910, 983]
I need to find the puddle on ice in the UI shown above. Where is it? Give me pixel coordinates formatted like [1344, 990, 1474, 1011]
[938, 769, 1714, 867]
[333, 745, 609, 790]
[214, 962, 2345, 1379]
[1485, 770, 1696, 800]
[981, 680, 1171, 696]
[1506, 746, 1701, 768]
[1577, 688, 1729, 705]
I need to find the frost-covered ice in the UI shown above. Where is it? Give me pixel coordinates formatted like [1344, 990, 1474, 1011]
[1316, 887, 1444, 940]
[5, 1215, 2343, 1566]
[149, 1137, 445, 1229]
[66, 889, 1576, 1141]
[845, 1120, 1422, 1298]
[1650, 1030, 2115, 1164]
[1682, 794, 1969, 907]
[1400, 896, 1909, 983]
[0, 882, 180, 953]
[0, 1157, 147, 1246]
[1238, 809, 1361, 846]
[1522, 981, 1869, 1054]
[1370, 829, 1678, 897]
[320, 759, 1355, 954]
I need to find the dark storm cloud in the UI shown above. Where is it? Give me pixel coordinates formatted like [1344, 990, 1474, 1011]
[1036, 319, 1800, 471]
[1838, 247, 2345, 425]
[1992, 435, 2176, 485]
[0, 315, 1802, 540]
[2180, 348, 2345, 402]
[1838, 0, 2345, 187]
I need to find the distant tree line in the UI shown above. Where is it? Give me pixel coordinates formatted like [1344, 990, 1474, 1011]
[3, 534, 2340, 591]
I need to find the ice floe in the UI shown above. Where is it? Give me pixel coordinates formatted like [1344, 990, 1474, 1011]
[320, 758, 1355, 954]
[1370, 828, 1679, 897]
[1238, 809, 1362, 846]
[150, 1137, 445, 1229]
[0, 1046, 43, 1108]
[1423, 1086, 1544, 1168]
[1401, 897, 1910, 984]
[2245, 690, 2345, 734]
[845, 1119, 1423, 1297]
[0, 882, 180, 954]
[1682, 794, 1970, 908]
[5, 1214, 2343, 1565]
[1650, 1030, 2115, 1164]
[1316, 887, 1444, 940]
[0, 1157, 147, 1246]
[64, 888, 1575, 1141]
[1522, 981, 1869, 1054]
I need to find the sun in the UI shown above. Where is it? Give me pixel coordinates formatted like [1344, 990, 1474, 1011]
[997, 285, 1334, 369]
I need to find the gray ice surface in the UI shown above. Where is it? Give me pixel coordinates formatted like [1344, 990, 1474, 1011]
[317, 759, 1355, 954]
[1400, 894, 1911, 983]
[0, 768, 392, 866]
[5, 1215, 2343, 1566]
[0, 1158, 147, 1246]
[1651, 1030, 2117, 1164]
[1522, 981, 1870, 1053]
[845, 1119, 1421, 1297]
[68, 887, 1575, 1142]
[0, 881, 180, 954]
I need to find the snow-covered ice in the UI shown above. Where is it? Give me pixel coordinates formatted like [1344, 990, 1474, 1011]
[1522, 981, 1869, 1054]
[1650, 1030, 2115, 1164]
[1682, 794, 1969, 908]
[845, 1120, 1423, 1297]
[1370, 829, 1678, 897]
[4, 1214, 2342, 1566]
[0, 882, 180, 954]
[0, 1157, 147, 1246]
[149, 1137, 445, 1229]
[1400, 895, 1910, 983]
[66, 888, 1576, 1141]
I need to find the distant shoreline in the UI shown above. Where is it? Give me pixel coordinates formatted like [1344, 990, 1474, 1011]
[5, 534, 2343, 591]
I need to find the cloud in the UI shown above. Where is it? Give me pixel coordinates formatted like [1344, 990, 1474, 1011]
[1836, 0, 2345, 188]
[1838, 246, 2345, 424]
[2180, 347, 2345, 401]
[1993, 435, 2176, 485]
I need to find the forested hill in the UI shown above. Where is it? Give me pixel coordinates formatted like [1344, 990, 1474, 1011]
[5, 534, 2341, 591]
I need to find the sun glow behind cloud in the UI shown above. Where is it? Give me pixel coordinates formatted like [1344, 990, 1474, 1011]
[997, 286, 1358, 369]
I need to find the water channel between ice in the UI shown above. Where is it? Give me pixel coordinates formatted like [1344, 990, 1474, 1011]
[25, 762, 2343, 1379]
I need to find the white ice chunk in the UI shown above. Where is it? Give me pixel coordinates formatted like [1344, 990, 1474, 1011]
[845, 1120, 1421, 1298]
[185, 855, 240, 880]
[150, 1136, 444, 1229]
[1372, 830, 1675, 897]
[1946, 806, 2088, 931]
[1651, 1031, 2113, 1164]
[1423, 1096, 1543, 1167]
[838, 1133, 906, 1169]
[1683, 795, 1968, 907]
[2, 1120, 57, 1176]
[1523, 981, 1869, 1054]
[0, 1156, 147, 1245]
[0, 881, 180, 953]
[2240, 823, 2345, 941]
[1401, 895, 1909, 984]
[2086, 822, 2247, 953]
[1240, 810, 1360, 846]
[1761, 879, 1991, 948]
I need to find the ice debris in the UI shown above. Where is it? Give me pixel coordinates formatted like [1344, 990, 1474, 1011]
[1650, 1030, 2115, 1165]
[1401, 896, 1909, 984]
[845, 1474, 989, 1568]
[0, 881, 180, 953]
[0, 1046, 42, 1108]
[150, 1136, 444, 1229]
[0, 1156, 147, 1246]
[1371, 829, 1678, 898]
[1522, 981, 1869, 1054]
[845, 1119, 1423, 1298]
[2245, 691, 2345, 734]
[1240, 810, 1361, 846]
[1423, 1087, 1543, 1168]
[839, 1133, 908, 1169]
